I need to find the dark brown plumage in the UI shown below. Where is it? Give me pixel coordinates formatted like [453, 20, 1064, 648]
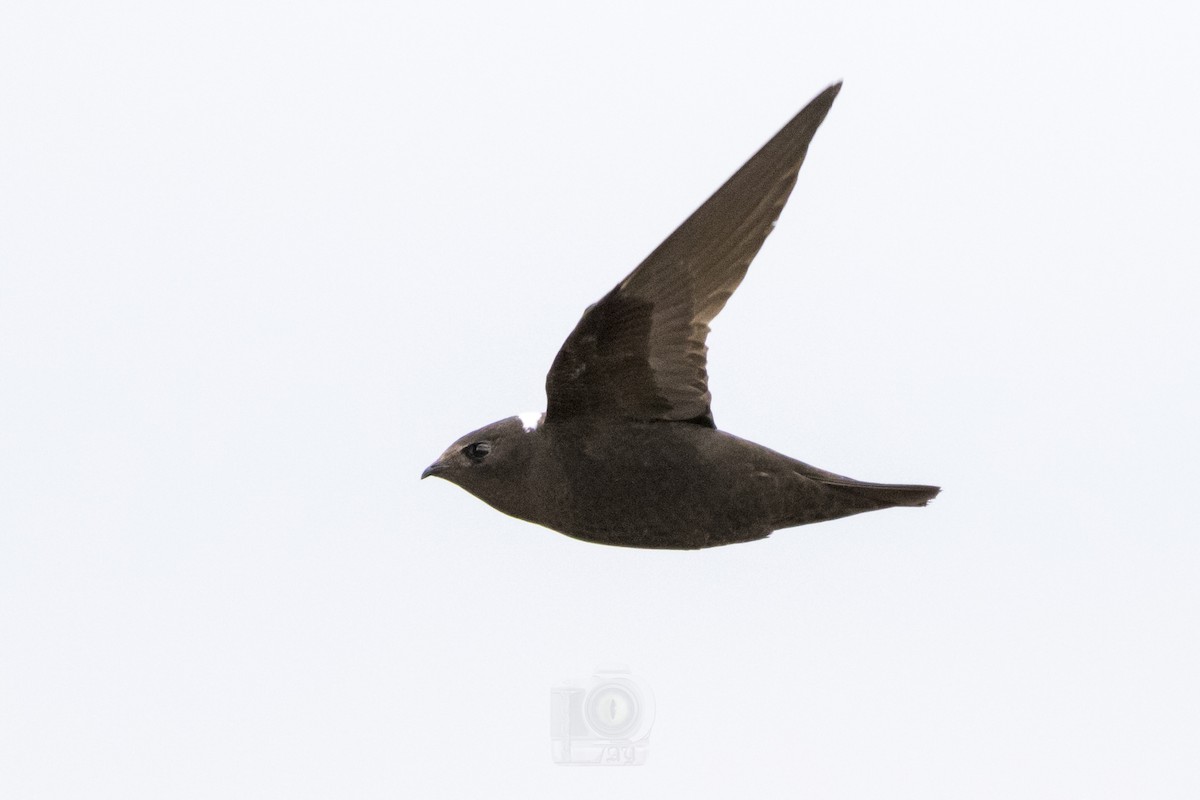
[422, 83, 939, 549]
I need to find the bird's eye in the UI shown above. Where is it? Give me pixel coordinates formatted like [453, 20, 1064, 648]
[463, 441, 491, 461]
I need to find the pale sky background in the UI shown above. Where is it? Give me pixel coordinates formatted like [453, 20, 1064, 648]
[2, 1, 1198, 797]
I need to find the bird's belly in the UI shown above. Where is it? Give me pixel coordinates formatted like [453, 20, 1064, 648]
[544, 444, 782, 549]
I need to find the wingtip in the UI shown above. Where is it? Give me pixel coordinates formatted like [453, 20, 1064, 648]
[822, 81, 843, 101]
[799, 81, 842, 120]
[816, 80, 844, 104]
[792, 81, 842, 128]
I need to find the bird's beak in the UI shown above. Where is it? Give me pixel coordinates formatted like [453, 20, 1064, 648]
[421, 462, 444, 480]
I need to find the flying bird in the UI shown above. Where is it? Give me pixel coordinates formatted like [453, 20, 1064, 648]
[422, 82, 939, 549]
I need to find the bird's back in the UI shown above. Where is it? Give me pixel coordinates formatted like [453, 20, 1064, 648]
[525, 421, 937, 549]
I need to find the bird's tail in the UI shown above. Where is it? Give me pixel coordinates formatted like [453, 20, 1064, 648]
[822, 478, 941, 508]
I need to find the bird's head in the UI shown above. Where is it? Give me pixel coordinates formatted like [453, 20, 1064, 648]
[421, 413, 545, 510]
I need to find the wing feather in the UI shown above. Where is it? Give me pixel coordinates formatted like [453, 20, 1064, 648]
[545, 83, 841, 426]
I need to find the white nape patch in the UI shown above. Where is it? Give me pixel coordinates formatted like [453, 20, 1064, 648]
[518, 411, 543, 432]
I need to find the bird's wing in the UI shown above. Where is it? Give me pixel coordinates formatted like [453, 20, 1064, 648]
[544, 82, 841, 427]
